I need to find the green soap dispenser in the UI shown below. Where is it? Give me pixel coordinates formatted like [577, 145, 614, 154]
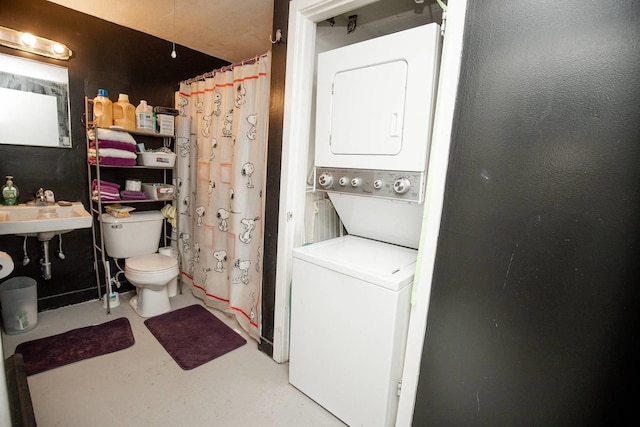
[1, 175, 19, 205]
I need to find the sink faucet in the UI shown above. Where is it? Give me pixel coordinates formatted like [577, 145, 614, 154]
[36, 188, 46, 205]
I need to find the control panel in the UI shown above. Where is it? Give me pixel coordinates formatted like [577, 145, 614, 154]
[315, 167, 426, 204]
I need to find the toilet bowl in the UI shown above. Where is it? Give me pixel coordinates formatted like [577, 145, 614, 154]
[158, 246, 179, 297]
[125, 253, 179, 318]
[101, 211, 180, 318]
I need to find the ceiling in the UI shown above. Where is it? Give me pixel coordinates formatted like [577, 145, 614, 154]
[47, 0, 275, 63]
[47, 0, 441, 63]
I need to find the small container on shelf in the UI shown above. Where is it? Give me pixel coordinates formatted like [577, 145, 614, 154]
[137, 151, 176, 167]
[153, 106, 178, 136]
[156, 114, 175, 135]
[125, 179, 142, 191]
[142, 183, 175, 201]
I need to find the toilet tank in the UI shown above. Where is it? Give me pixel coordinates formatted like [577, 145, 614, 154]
[101, 211, 164, 259]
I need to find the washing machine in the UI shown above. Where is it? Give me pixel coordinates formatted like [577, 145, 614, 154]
[290, 235, 417, 427]
[289, 23, 441, 427]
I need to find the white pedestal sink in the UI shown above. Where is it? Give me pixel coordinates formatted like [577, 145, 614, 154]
[0, 202, 92, 279]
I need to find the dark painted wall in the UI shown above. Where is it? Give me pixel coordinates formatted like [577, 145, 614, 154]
[0, 0, 227, 310]
[412, 0, 640, 425]
[259, 0, 289, 357]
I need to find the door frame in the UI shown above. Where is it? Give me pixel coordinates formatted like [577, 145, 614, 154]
[273, 0, 468, 424]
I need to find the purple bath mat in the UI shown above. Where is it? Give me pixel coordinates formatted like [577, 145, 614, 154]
[14, 317, 135, 376]
[144, 304, 246, 370]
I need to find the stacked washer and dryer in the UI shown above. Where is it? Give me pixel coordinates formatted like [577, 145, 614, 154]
[289, 23, 442, 426]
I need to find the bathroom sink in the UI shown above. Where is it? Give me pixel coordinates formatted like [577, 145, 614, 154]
[0, 202, 92, 239]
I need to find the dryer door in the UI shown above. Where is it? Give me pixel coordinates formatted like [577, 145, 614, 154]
[329, 60, 408, 157]
[315, 23, 441, 172]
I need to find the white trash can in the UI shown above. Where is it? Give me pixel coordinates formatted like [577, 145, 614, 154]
[0, 276, 38, 334]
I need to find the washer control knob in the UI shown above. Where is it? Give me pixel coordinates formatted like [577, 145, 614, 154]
[350, 177, 362, 188]
[318, 173, 334, 188]
[338, 176, 349, 187]
[373, 179, 383, 190]
[393, 177, 411, 194]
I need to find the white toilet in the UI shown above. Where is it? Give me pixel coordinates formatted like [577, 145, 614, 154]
[101, 211, 179, 317]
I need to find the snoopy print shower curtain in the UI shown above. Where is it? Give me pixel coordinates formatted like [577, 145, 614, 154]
[175, 53, 270, 341]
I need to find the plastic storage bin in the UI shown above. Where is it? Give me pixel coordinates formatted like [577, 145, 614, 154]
[142, 183, 176, 200]
[156, 114, 175, 135]
[137, 151, 176, 168]
[0, 276, 38, 334]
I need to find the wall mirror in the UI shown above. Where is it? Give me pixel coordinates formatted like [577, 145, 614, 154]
[0, 53, 71, 148]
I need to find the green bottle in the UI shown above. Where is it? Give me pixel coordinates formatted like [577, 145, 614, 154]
[1, 175, 19, 205]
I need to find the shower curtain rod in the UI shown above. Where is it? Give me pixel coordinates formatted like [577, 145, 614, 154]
[180, 52, 269, 85]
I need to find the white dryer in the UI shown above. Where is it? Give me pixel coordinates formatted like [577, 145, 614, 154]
[314, 22, 441, 249]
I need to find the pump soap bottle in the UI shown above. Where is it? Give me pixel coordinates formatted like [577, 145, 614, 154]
[1, 176, 19, 206]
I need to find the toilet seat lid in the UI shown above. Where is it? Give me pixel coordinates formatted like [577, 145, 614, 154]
[126, 253, 178, 273]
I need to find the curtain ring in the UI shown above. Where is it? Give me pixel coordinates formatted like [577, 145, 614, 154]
[270, 29, 282, 44]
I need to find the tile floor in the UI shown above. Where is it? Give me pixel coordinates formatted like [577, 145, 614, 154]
[2, 291, 345, 427]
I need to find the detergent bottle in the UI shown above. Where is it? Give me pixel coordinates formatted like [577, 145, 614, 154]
[136, 100, 154, 132]
[93, 89, 113, 128]
[113, 93, 136, 131]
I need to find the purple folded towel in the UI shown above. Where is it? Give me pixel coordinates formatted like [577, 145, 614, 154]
[92, 179, 121, 190]
[89, 157, 137, 167]
[120, 190, 148, 200]
[91, 140, 137, 152]
[97, 189, 120, 198]
[92, 194, 121, 202]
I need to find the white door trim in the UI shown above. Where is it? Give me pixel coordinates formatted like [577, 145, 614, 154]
[396, 3, 468, 424]
[273, 0, 382, 364]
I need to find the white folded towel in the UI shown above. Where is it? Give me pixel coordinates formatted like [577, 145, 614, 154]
[88, 128, 137, 144]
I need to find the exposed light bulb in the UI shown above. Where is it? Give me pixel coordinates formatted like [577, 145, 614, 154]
[52, 43, 66, 54]
[20, 32, 36, 46]
[171, 0, 177, 59]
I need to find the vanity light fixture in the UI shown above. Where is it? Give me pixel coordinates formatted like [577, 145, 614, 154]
[0, 25, 72, 60]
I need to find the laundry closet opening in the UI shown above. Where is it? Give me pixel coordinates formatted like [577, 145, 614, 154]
[286, 1, 447, 426]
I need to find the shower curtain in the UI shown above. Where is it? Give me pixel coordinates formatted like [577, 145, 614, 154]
[175, 53, 271, 341]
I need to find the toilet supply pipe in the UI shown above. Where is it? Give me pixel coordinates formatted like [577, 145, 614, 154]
[102, 261, 120, 309]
